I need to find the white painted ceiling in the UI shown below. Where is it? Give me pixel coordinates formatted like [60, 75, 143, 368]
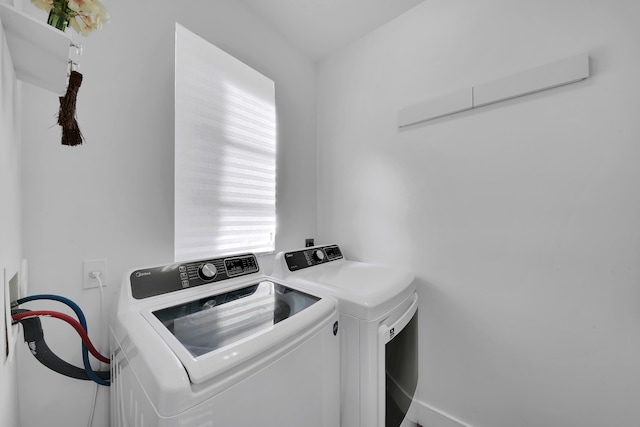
[241, 0, 425, 62]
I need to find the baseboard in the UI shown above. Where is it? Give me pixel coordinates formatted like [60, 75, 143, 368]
[416, 399, 471, 427]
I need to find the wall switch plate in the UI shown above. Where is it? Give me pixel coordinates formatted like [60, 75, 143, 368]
[83, 259, 107, 289]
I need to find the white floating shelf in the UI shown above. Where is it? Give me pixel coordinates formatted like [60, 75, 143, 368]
[398, 88, 473, 127]
[0, 2, 70, 93]
[473, 54, 590, 108]
[398, 53, 590, 128]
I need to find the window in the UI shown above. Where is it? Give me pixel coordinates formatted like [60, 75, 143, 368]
[174, 24, 276, 262]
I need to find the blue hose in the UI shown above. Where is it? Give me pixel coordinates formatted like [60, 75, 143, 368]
[16, 294, 110, 386]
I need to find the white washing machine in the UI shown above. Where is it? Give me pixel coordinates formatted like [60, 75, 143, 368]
[273, 244, 419, 427]
[110, 253, 340, 427]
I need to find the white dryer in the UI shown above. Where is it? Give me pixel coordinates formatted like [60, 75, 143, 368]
[273, 244, 419, 427]
[110, 253, 340, 427]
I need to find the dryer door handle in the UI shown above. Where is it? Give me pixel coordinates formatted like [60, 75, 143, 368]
[379, 292, 418, 345]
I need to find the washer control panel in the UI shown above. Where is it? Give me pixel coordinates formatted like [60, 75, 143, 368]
[130, 254, 259, 299]
[283, 245, 343, 272]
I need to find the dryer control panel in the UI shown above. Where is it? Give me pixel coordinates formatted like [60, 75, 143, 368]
[130, 254, 259, 299]
[283, 245, 343, 272]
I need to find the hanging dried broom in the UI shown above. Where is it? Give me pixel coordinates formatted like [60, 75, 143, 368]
[58, 70, 84, 146]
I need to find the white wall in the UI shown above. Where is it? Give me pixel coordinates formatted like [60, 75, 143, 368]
[317, 1, 640, 426]
[19, 1, 317, 426]
[0, 14, 22, 427]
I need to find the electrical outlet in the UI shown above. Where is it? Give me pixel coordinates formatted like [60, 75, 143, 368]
[305, 238, 314, 247]
[83, 259, 107, 289]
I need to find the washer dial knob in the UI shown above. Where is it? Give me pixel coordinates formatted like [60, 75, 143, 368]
[312, 249, 325, 262]
[198, 262, 217, 280]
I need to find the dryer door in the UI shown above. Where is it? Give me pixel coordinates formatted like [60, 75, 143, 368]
[378, 293, 419, 427]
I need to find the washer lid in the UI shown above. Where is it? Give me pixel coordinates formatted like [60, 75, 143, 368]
[141, 279, 335, 384]
[280, 260, 415, 320]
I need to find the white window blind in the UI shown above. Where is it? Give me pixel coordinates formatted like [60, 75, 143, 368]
[175, 24, 276, 262]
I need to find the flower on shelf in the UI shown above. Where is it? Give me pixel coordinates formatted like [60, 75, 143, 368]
[31, 0, 109, 35]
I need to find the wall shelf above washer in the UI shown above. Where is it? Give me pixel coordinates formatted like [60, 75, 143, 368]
[0, 2, 70, 93]
[398, 53, 590, 128]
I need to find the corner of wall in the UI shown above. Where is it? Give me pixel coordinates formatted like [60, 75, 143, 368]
[0, 13, 23, 427]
